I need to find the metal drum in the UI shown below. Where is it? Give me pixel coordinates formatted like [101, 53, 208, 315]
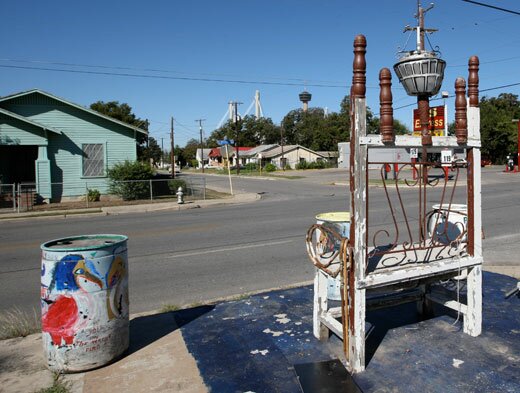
[41, 234, 129, 372]
[428, 204, 468, 245]
[315, 212, 351, 300]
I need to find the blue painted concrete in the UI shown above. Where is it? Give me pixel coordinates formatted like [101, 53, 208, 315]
[177, 272, 519, 393]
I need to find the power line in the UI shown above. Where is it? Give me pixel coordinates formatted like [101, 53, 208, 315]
[0, 58, 348, 86]
[461, 0, 520, 16]
[0, 63, 348, 89]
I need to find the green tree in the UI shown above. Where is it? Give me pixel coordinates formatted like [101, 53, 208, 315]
[479, 93, 520, 164]
[207, 115, 281, 147]
[90, 100, 149, 159]
[137, 137, 162, 167]
[181, 138, 200, 166]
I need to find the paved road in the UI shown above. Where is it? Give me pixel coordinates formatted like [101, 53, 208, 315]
[0, 167, 518, 315]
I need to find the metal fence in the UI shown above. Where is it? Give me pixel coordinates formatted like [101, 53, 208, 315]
[0, 176, 215, 213]
[0, 183, 16, 211]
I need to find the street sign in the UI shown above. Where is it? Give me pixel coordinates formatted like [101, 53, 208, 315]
[410, 148, 418, 159]
[413, 105, 445, 137]
[218, 139, 234, 146]
[441, 149, 452, 166]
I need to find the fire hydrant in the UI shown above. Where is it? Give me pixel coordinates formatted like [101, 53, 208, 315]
[176, 186, 184, 204]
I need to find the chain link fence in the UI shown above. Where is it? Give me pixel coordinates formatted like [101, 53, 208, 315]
[0, 175, 222, 214]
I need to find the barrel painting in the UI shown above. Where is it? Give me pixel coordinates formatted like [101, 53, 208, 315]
[315, 212, 351, 300]
[40, 235, 129, 372]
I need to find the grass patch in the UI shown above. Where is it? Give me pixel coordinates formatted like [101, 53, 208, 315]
[36, 373, 70, 393]
[160, 304, 181, 313]
[0, 307, 40, 340]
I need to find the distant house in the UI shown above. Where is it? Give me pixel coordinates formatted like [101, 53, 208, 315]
[316, 151, 339, 167]
[261, 145, 327, 169]
[195, 148, 212, 168]
[240, 144, 279, 165]
[0, 89, 147, 201]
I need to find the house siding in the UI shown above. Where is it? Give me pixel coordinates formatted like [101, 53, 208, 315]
[0, 113, 47, 146]
[1, 95, 137, 199]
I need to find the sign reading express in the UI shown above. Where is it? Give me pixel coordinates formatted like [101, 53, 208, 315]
[413, 105, 445, 137]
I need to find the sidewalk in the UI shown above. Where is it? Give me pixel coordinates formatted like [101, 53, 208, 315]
[0, 191, 260, 222]
[1, 272, 519, 393]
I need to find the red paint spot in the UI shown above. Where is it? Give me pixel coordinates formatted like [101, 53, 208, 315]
[42, 295, 79, 346]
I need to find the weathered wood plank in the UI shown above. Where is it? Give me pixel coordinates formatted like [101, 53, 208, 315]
[360, 134, 481, 148]
[358, 256, 482, 289]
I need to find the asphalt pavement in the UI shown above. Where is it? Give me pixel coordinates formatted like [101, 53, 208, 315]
[1, 167, 520, 392]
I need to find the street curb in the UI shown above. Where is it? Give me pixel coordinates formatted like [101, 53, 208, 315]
[0, 193, 261, 221]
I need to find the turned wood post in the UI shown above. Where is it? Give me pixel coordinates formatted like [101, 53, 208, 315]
[379, 68, 394, 143]
[455, 78, 468, 144]
[468, 56, 479, 107]
[351, 35, 367, 99]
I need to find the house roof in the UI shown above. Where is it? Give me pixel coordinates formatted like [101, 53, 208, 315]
[208, 147, 221, 158]
[240, 144, 279, 157]
[316, 151, 339, 158]
[261, 145, 326, 159]
[196, 148, 213, 160]
[0, 107, 61, 134]
[0, 89, 148, 135]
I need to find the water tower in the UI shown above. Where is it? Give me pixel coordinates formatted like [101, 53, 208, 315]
[299, 90, 312, 112]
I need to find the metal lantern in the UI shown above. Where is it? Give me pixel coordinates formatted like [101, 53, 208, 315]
[393, 52, 446, 96]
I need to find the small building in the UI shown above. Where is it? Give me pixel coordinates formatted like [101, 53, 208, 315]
[0, 89, 147, 202]
[240, 144, 279, 165]
[195, 148, 212, 168]
[261, 145, 327, 169]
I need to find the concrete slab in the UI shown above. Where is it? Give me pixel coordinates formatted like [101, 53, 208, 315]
[177, 272, 519, 392]
[1, 272, 518, 392]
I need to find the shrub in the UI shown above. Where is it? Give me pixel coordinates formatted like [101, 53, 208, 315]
[244, 163, 258, 171]
[264, 163, 277, 172]
[108, 161, 154, 200]
[296, 161, 309, 170]
[87, 188, 100, 202]
[168, 179, 187, 194]
[284, 163, 292, 170]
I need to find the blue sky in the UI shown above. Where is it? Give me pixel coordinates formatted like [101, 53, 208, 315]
[1, 0, 520, 148]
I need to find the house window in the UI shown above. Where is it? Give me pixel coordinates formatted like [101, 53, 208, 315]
[82, 144, 105, 177]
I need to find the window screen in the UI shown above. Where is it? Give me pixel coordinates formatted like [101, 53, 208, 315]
[83, 144, 104, 177]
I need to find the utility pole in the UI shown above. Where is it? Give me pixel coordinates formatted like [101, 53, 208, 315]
[231, 101, 242, 175]
[280, 125, 285, 171]
[196, 119, 206, 173]
[170, 117, 175, 179]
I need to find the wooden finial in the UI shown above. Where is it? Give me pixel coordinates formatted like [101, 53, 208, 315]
[379, 68, 394, 143]
[455, 77, 468, 144]
[468, 56, 479, 107]
[352, 35, 367, 99]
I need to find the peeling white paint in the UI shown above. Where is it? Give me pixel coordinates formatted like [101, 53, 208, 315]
[263, 296, 269, 299]
[263, 328, 284, 337]
[453, 359, 464, 368]
[250, 349, 269, 356]
[295, 322, 302, 326]
[222, 317, 235, 320]
[274, 313, 291, 324]
[279, 295, 285, 299]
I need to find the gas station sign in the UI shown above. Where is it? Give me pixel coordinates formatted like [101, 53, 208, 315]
[413, 105, 445, 136]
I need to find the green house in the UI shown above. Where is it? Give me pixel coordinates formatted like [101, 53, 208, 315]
[0, 90, 147, 201]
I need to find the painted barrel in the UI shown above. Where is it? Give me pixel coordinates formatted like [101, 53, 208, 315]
[40, 234, 129, 372]
[428, 204, 468, 245]
[315, 212, 351, 301]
